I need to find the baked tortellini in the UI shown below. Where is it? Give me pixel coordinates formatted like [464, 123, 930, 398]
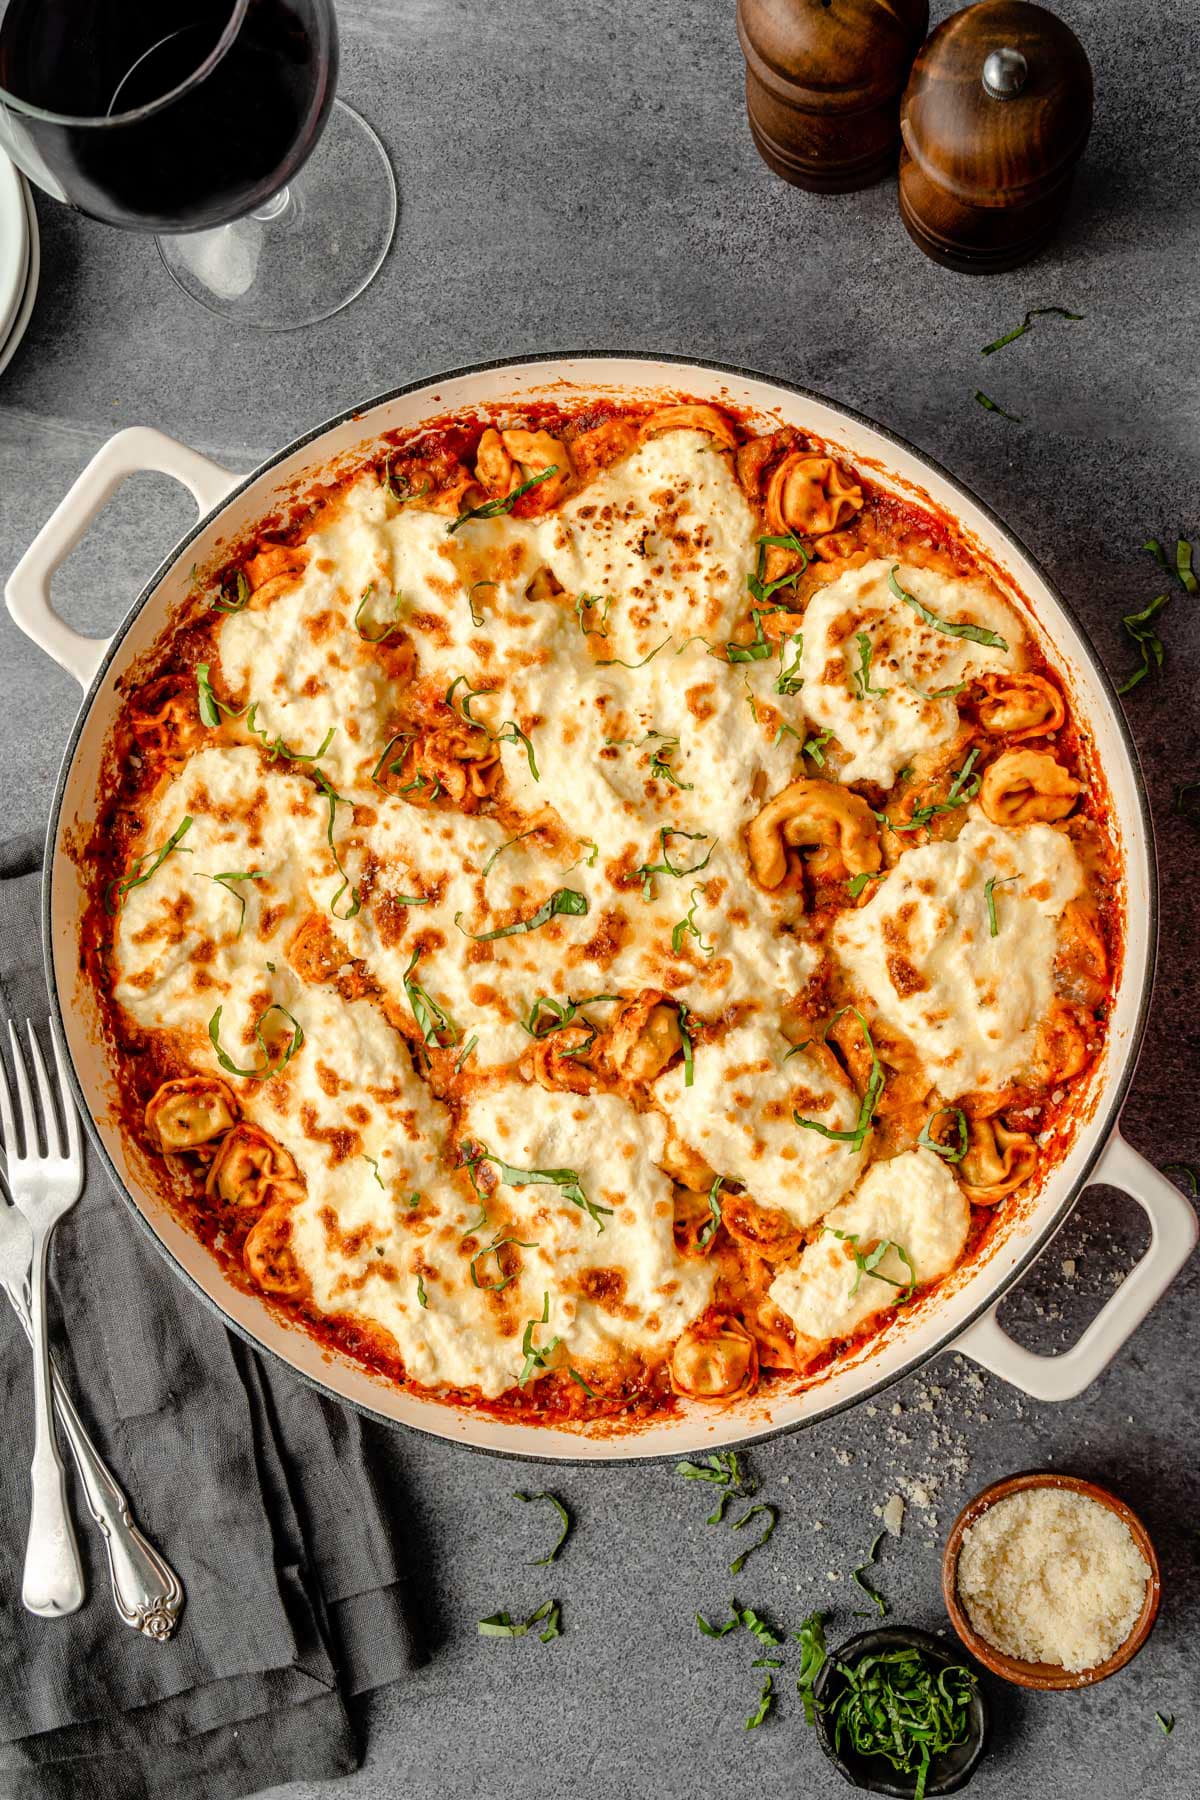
[206, 1122, 300, 1212]
[960, 1117, 1038, 1203]
[747, 778, 881, 890]
[980, 749, 1082, 825]
[976, 672, 1065, 740]
[765, 453, 863, 538]
[669, 1314, 758, 1401]
[145, 1076, 239, 1151]
[605, 992, 684, 1084]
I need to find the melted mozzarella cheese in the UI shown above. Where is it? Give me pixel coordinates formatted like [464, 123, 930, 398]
[768, 1148, 970, 1345]
[453, 1083, 715, 1389]
[537, 429, 756, 663]
[797, 560, 1023, 786]
[111, 746, 332, 1016]
[831, 817, 1083, 1098]
[654, 1020, 868, 1228]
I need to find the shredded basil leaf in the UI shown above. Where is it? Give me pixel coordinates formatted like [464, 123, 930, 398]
[469, 1233, 538, 1292]
[852, 631, 889, 699]
[696, 1607, 741, 1639]
[245, 704, 335, 765]
[1117, 590, 1172, 694]
[984, 870, 1021, 936]
[698, 1174, 724, 1249]
[825, 1226, 916, 1303]
[521, 992, 619, 1042]
[313, 770, 361, 920]
[918, 1107, 969, 1163]
[402, 945, 459, 1047]
[568, 1367, 596, 1396]
[636, 827, 716, 900]
[747, 529, 809, 609]
[467, 580, 496, 627]
[795, 1612, 827, 1727]
[848, 870, 884, 900]
[729, 1503, 777, 1576]
[449, 464, 558, 532]
[196, 661, 248, 727]
[382, 462, 432, 506]
[1156, 1712, 1175, 1735]
[477, 1598, 561, 1640]
[803, 728, 833, 766]
[210, 570, 251, 614]
[353, 583, 403, 643]
[596, 636, 671, 671]
[457, 886, 588, 942]
[671, 885, 714, 958]
[517, 1290, 561, 1386]
[363, 1156, 385, 1189]
[514, 1490, 571, 1565]
[888, 566, 1009, 650]
[416, 1273, 428, 1308]
[974, 390, 1022, 423]
[470, 1148, 611, 1232]
[677, 1002, 696, 1087]
[776, 632, 805, 697]
[1163, 1162, 1199, 1195]
[208, 1002, 303, 1082]
[850, 1531, 888, 1617]
[794, 1005, 883, 1151]
[726, 609, 773, 663]
[745, 1670, 774, 1731]
[208, 869, 267, 937]
[649, 736, 693, 789]
[575, 592, 611, 637]
[981, 306, 1084, 356]
[105, 816, 193, 914]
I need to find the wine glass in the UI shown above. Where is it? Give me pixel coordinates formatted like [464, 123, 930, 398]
[0, 0, 396, 330]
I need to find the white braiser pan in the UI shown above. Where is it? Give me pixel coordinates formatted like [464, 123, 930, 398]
[7, 355, 1196, 1461]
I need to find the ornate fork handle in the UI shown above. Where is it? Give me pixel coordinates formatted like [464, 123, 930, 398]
[6, 1279, 184, 1638]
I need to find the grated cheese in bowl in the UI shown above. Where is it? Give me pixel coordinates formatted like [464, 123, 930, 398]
[955, 1487, 1151, 1673]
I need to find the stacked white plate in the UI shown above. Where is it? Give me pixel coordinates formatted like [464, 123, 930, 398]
[0, 148, 39, 380]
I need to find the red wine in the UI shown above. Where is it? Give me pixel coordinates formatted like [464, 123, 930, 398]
[0, 0, 337, 232]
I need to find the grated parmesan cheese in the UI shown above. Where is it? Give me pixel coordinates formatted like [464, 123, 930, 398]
[956, 1488, 1150, 1672]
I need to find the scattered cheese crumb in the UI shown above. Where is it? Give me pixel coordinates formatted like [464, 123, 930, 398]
[956, 1489, 1150, 1672]
[882, 1495, 905, 1538]
[1061, 1258, 1076, 1280]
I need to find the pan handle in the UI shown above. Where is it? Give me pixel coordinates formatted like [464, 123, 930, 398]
[5, 427, 239, 690]
[953, 1131, 1197, 1401]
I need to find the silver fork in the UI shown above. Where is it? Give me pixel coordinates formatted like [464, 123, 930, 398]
[0, 1020, 87, 1615]
[0, 1176, 184, 1637]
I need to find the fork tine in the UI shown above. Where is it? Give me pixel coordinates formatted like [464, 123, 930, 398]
[25, 1024, 63, 1160]
[49, 1026, 81, 1170]
[7, 1021, 36, 1160]
[0, 1030, 16, 1159]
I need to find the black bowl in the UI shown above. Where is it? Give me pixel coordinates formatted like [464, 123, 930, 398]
[813, 1626, 989, 1797]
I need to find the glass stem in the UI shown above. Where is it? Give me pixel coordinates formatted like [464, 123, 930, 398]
[251, 187, 291, 224]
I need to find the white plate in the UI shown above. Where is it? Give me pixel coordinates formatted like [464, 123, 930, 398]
[0, 179, 40, 381]
[0, 149, 30, 349]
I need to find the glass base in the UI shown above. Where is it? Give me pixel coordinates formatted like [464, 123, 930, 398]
[156, 99, 397, 330]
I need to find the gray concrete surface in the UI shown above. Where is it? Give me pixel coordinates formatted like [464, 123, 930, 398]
[2, 2, 1198, 1796]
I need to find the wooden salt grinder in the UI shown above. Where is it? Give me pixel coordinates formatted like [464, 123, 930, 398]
[737, 0, 930, 194]
[899, 0, 1094, 273]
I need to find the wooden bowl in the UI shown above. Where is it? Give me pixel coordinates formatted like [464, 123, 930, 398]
[942, 1472, 1160, 1690]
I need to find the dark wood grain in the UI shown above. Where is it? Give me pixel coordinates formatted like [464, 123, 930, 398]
[737, 0, 929, 193]
[899, 0, 1093, 272]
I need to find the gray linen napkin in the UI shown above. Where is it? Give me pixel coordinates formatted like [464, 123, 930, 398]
[0, 836, 416, 1800]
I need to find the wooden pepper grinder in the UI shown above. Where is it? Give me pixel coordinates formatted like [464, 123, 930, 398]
[737, 0, 930, 194]
[899, 0, 1093, 272]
